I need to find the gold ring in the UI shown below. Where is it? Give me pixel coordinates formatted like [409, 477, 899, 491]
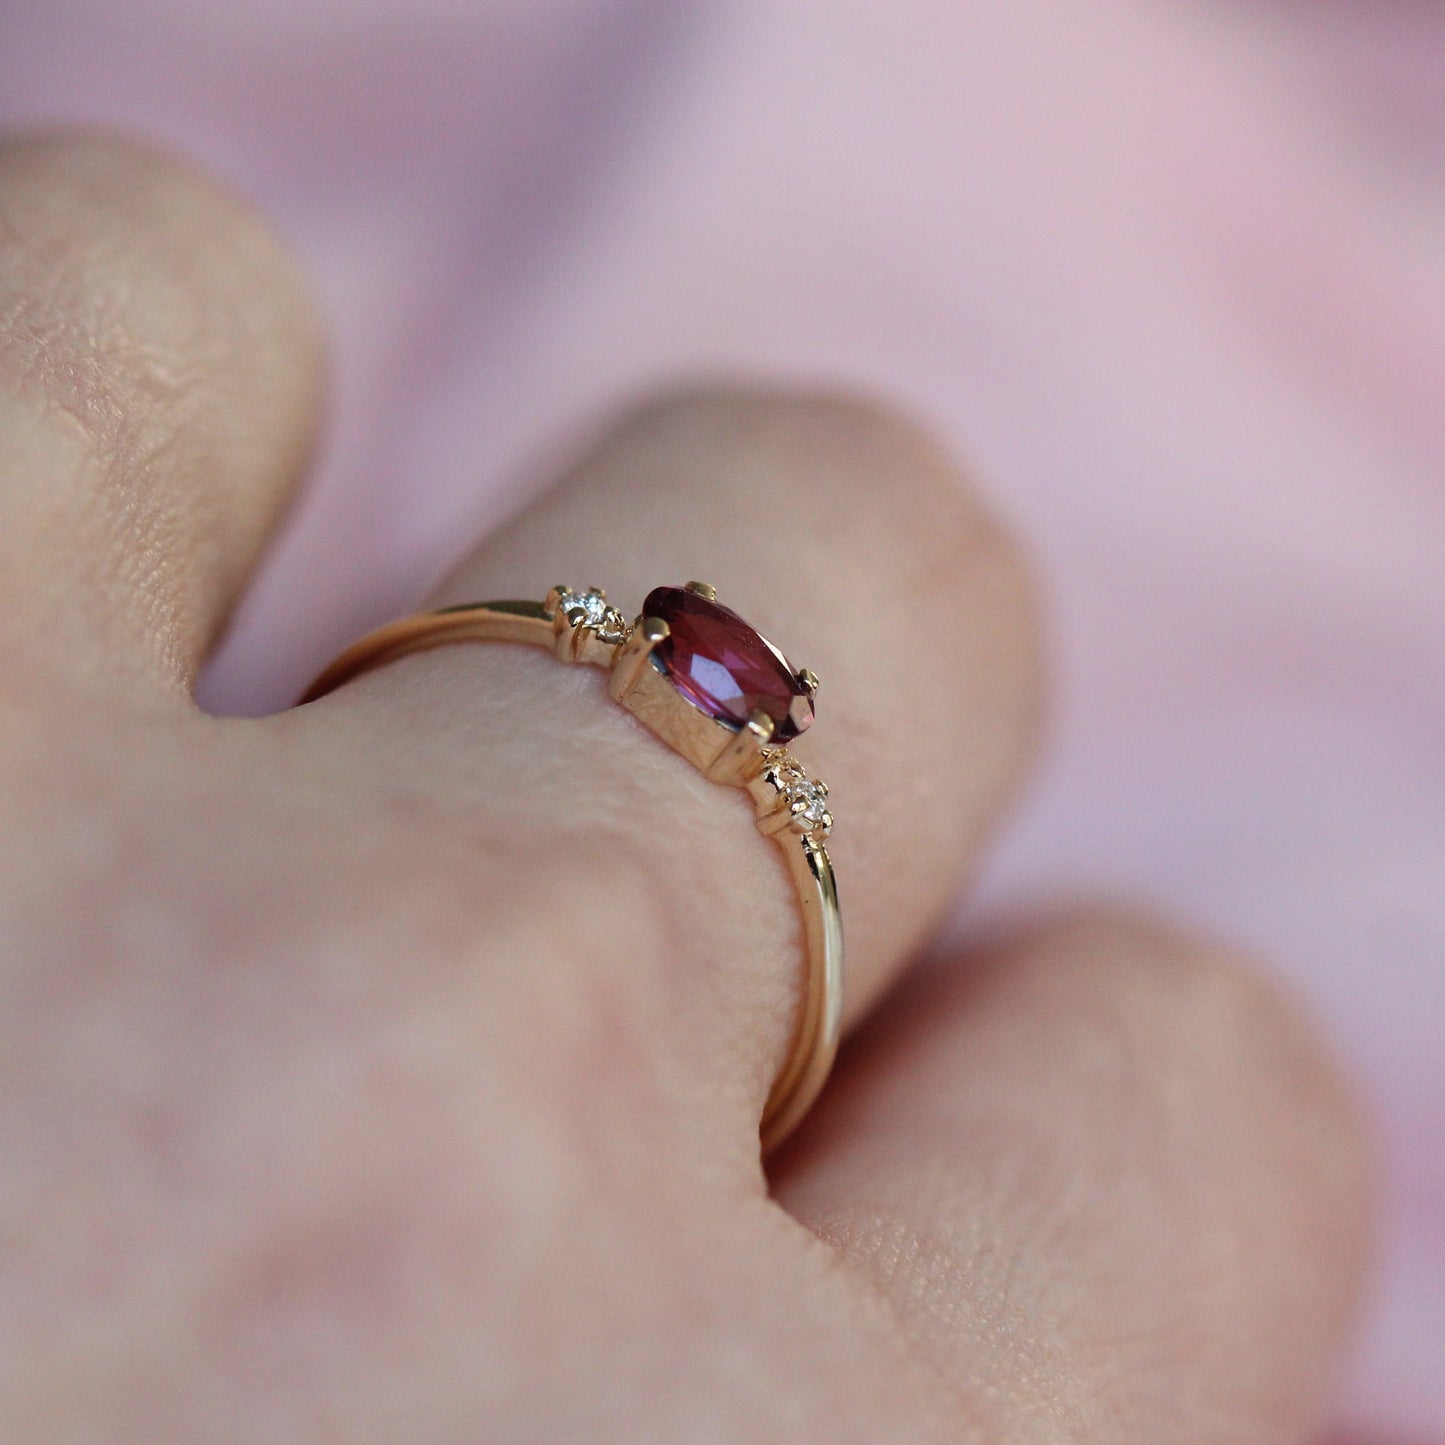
[301, 581, 843, 1153]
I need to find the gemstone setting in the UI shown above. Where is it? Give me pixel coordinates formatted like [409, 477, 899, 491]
[642, 585, 815, 741]
[761, 748, 833, 839]
[553, 586, 629, 644]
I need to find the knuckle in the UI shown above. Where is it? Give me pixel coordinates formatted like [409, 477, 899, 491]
[1029, 905, 1373, 1220]
[0, 127, 319, 476]
[0, 128, 321, 671]
[983, 908, 1375, 1437]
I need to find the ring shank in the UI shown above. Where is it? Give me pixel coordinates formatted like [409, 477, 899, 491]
[762, 833, 843, 1150]
[301, 601, 842, 1153]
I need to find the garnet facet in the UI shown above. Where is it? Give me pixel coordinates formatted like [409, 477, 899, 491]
[643, 586, 815, 741]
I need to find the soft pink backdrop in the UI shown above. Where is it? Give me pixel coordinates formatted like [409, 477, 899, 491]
[3, 3, 1441, 1436]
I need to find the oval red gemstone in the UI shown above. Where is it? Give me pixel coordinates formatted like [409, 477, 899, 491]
[643, 586, 814, 741]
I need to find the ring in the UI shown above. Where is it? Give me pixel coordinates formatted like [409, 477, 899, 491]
[301, 581, 844, 1153]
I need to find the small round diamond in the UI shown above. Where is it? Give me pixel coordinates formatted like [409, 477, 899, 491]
[556, 588, 627, 643]
[788, 780, 831, 836]
[761, 750, 832, 839]
[559, 588, 605, 623]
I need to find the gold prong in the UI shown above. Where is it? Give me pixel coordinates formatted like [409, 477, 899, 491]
[684, 580, 718, 600]
[608, 616, 670, 701]
[797, 667, 819, 694]
[554, 616, 584, 662]
[705, 708, 774, 784]
[545, 584, 570, 617]
[791, 806, 832, 836]
[551, 593, 577, 659]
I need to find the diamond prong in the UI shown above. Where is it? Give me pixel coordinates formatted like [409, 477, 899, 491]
[554, 614, 585, 660]
[796, 809, 833, 838]
[757, 757, 833, 840]
[552, 586, 629, 658]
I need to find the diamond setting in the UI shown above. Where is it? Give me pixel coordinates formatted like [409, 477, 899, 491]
[761, 748, 833, 839]
[553, 587, 629, 644]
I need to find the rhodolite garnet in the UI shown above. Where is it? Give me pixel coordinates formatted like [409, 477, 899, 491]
[643, 586, 814, 742]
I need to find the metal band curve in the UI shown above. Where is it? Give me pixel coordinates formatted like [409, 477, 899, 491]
[300, 600, 843, 1154]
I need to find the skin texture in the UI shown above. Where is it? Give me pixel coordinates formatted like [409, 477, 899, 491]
[0, 132, 1373, 1442]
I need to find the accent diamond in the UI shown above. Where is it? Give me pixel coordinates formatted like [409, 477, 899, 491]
[555, 588, 628, 643]
[761, 749, 833, 839]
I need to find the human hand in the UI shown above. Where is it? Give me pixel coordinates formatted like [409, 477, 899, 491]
[0, 133, 1373, 1442]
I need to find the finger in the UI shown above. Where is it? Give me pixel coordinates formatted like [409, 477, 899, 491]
[772, 910, 1375, 1444]
[306, 386, 1042, 1151]
[0, 129, 322, 702]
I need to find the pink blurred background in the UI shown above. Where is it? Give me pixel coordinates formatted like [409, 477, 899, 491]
[3, 2, 1440, 1436]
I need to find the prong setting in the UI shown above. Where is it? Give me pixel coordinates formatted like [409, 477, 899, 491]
[683, 580, 718, 600]
[551, 585, 629, 660]
[608, 615, 670, 701]
[705, 708, 776, 784]
[755, 748, 833, 840]
[639, 584, 814, 741]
